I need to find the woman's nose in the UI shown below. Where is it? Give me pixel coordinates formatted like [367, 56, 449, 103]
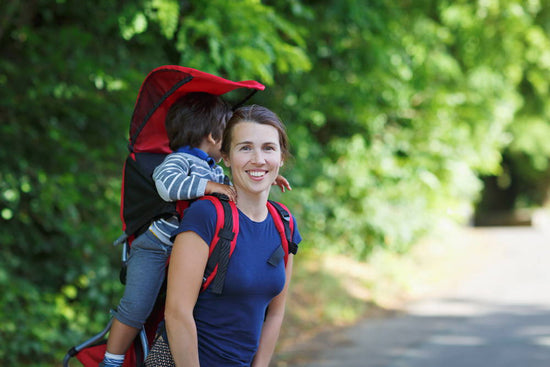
[251, 150, 266, 164]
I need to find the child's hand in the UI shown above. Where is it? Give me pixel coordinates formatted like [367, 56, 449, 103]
[206, 181, 237, 202]
[273, 175, 292, 193]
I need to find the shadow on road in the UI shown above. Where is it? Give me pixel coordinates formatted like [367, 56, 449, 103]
[281, 224, 550, 367]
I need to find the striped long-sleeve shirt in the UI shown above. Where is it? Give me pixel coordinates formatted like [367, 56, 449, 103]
[148, 152, 226, 244]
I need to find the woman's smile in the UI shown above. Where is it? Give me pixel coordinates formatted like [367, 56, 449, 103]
[247, 170, 268, 178]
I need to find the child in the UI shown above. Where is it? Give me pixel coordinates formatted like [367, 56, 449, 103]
[101, 92, 290, 367]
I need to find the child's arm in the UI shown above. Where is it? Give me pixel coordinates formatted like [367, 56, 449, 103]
[205, 181, 237, 202]
[273, 175, 292, 193]
[153, 154, 233, 201]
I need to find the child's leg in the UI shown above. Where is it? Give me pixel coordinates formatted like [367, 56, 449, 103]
[105, 319, 140, 354]
[104, 230, 172, 362]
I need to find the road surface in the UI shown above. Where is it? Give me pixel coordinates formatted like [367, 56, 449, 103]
[287, 224, 550, 367]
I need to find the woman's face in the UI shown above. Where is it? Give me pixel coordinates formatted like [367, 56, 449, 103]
[223, 121, 282, 196]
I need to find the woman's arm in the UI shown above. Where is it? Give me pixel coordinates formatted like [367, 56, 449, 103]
[164, 231, 209, 367]
[252, 255, 294, 367]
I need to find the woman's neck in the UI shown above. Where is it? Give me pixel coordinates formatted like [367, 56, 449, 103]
[235, 190, 269, 222]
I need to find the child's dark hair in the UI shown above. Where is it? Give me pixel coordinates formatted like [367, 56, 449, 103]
[166, 92, 232, 151]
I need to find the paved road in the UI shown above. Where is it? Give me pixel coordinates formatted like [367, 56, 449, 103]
[289, 225, 550, 367]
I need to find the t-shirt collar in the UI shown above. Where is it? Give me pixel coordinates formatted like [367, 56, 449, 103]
[176, 146, 216, 168]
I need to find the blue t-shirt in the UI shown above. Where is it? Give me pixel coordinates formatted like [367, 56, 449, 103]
[172, 199, 302, 366]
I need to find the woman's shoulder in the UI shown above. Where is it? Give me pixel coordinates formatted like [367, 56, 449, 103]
[174, 197, 219, 244]
[186, 197, 218, 215]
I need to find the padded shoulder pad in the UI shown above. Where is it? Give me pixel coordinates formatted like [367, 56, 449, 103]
[198, 195, 239, 294]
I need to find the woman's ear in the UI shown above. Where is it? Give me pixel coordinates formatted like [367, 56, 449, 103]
[222, 154, 230, 167]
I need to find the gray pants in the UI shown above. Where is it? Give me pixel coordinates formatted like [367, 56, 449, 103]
[113, 230, 172, 329]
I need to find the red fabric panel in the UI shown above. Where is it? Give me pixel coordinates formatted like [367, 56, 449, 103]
[74, 299, 164, 366]
[75, 344, 105, 366]
[75, 343, 137, 367]
[175, 200, 190, 218]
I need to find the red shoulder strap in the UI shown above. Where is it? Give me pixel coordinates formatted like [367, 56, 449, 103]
[198, 195, 239, 294]
[267, 201, 296, 267]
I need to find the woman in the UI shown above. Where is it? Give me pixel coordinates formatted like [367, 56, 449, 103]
[164, 105, 301, 366]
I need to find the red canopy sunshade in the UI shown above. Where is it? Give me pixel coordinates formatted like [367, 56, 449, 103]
[129, 65, 265, 154]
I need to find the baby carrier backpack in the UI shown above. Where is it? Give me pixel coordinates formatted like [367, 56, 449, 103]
[63, 65, 275, 366]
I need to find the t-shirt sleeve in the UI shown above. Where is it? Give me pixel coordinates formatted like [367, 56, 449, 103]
[291, 214, 302, 249]
[171, 199, 217, 246]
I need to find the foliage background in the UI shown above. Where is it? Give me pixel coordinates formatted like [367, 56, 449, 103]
[1, 0, 550, 364]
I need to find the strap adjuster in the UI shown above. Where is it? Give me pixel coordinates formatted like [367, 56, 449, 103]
[218, 228, 235, 241]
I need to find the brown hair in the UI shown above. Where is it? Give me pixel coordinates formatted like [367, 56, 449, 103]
[165, 92, 232, 151]
[221, 105, 290, 161]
